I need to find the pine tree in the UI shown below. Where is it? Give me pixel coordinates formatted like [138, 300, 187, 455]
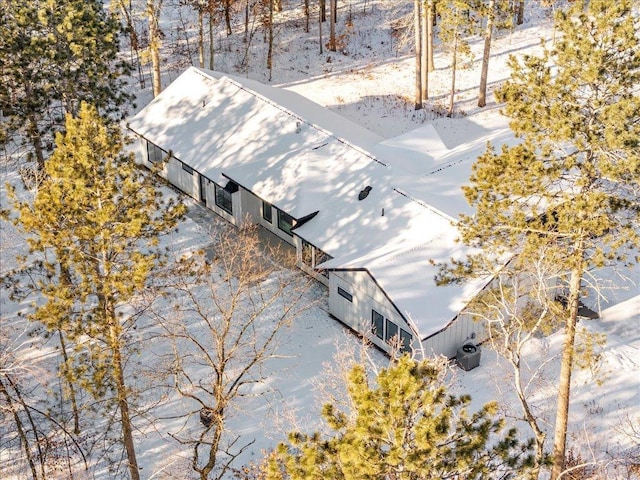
[0, 0, 131, 167]
[9, 103, 185, 479]
[438, 0, 476, 117]
[449, 1, 639, 477]
[477, 0, 512, 108]
[267, 355, 535, 480]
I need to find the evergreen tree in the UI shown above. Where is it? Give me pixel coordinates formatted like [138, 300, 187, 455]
[438, 0, 476, 117]
[477, 0, 512, 108]
[447, 1, 639, 477]
[9, 103, 185, 479]
[0, 0, 131, 167]
[267, 356, 535, 480]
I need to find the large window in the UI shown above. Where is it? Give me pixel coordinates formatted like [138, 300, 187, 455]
[215, 184, 233, 214]
[399, 329, 412, 353]
[371, 309, 412, 353]
[385, 319, 398, 343]
[277, 210, 295, 236]
[262, 201, 272, 223]
[372, 310, 384, 340]
[147, 142, 166, 163]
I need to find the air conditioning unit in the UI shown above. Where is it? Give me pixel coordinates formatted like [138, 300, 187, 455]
[456, 343, 481, 371]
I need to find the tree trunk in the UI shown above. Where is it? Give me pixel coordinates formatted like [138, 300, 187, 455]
[304, 0, 309, 32]
[550, 255, 584, 480]
[224, 0, 232, 35]
[318, 5, 323, 54]
[513, 357, 546, 476]
[0, 378, 40, 480]
[58, 329, 80, 435]
[244, 0, 249, 41]
[420, 0, 428, 101]
[414, 0, 422, 110]
[194, 408, 225, 480]
[427, 0, 434, 72]
[209, 11, 215, 69]
[448, 31, 458, 117]
[27, 116, 45, 169]
[516, 0, 524, 25]
[110, 322, 140, 480]
[478, 0, 495, 108]
[267, 0, 274, 80]
[320, 0, 326, 22]
[329, 0, 337, 51]
[198, 8, 205, 67]
[148, 0, 163, 97]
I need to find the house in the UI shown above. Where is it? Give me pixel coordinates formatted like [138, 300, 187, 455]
[127, 66, 513, 359]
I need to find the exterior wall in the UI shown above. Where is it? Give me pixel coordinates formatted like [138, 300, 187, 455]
[420, 313, 484, 360]
[239, 189, 261, 224]
[165, 158, 199, 199]
[257, 201, 297, 246]
[328, 270, 415, 354]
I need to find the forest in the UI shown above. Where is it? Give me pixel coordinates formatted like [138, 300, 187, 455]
[1, 0, 639, 479]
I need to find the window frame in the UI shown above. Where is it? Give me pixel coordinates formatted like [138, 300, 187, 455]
[181, 162, 194, 175]
[399, 328, 412, 353]
[277, 209, 295, 236]
[372, 310, 384, 340]
[214, 183, 233, 215]
[337, 286, 353, 302]
[385, 319, 398, 344]
[262, 201, 273, 223]
[146, 141, 166, 163]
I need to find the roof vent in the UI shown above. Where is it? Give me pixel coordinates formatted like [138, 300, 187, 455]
[358, 186, 372, 201]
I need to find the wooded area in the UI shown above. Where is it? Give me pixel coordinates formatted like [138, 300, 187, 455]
[1, 0, 638, 479]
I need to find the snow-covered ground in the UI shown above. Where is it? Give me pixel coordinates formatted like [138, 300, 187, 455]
[1, 0, 638, 478]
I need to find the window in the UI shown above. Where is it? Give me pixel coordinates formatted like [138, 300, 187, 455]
[372, 310, 384, 340]
[337, 287, 353, 302]
[215, 183, 233, 214]
[302, 241, 313, 267]
[262, 202, 272, 223]
[385, 319, 398, 344]
[277, 210, 295, 236]
[182, 162, 194, 175]
[147, 142, 166, 163]
[399, 329, 412, 353]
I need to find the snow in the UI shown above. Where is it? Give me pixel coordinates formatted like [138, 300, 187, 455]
[1, 0, 639, 478]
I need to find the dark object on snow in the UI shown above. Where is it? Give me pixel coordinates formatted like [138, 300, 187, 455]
[200, 408, 213, 428]
[358, 185, 372, 201]
[456, 343, 481, 371]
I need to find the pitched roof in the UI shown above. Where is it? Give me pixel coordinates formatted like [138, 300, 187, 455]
[128, 67, 511, 339]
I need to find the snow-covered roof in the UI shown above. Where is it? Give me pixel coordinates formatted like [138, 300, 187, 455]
[127, 67, 383, 187]
[128, 67, 513, 340]
[222, 140, 382, 220]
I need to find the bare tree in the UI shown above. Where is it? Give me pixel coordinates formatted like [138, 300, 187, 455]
[154, 223, 314, 480]
[466, 248, 565, 477]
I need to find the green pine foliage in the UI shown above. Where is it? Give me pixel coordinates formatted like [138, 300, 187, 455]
[444, 0, 639, 477]
[267, 356, 535, 480]
[0, 0, 131, 166]
[8, 103, 185, 479]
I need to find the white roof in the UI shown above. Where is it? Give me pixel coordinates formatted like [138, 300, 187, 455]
[128, 67, 513, 339]
[128, 67, 383, 186]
